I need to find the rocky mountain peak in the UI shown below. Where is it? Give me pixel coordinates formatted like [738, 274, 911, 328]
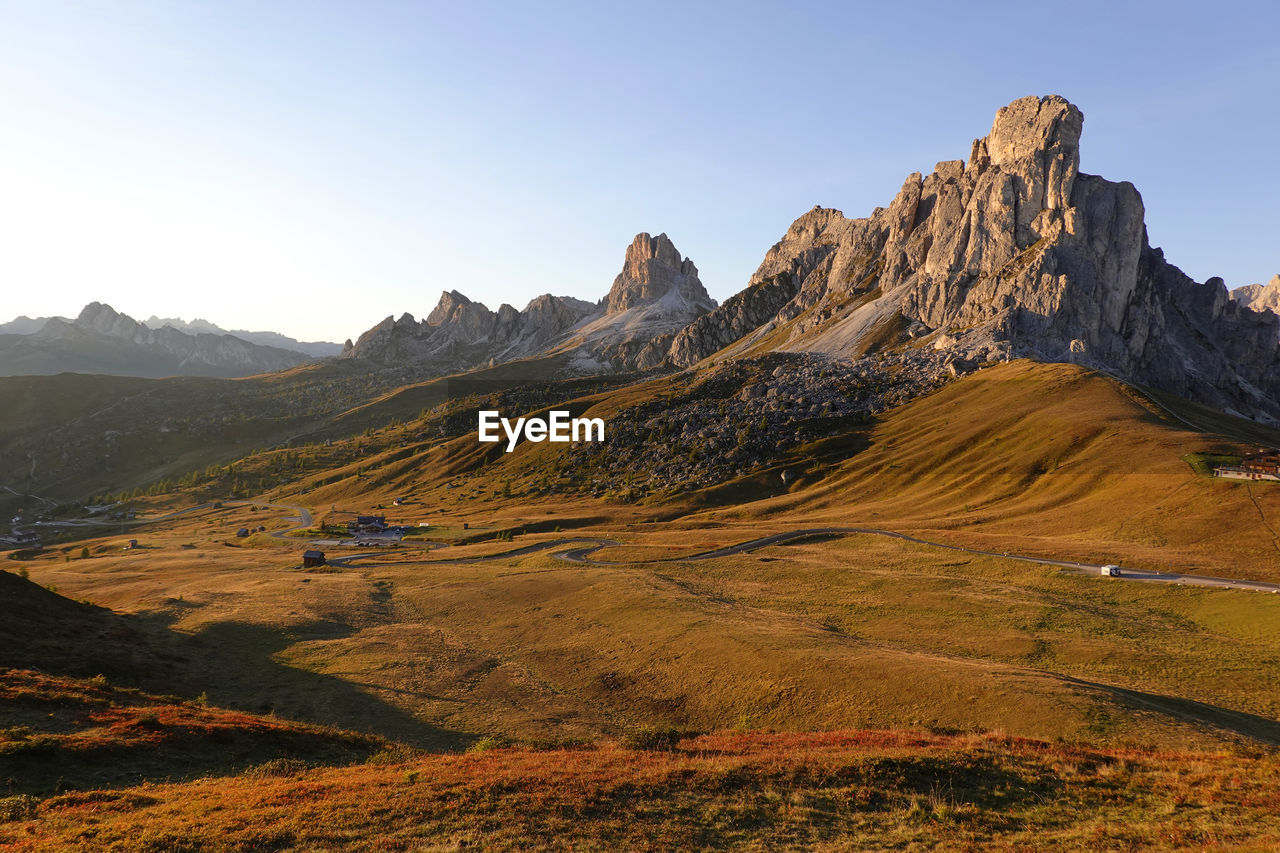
[966, 94, 1083, 245]
[603, 232, 713, 315]
[426, 290, 478, 326]
[343, 231, 713, 373]
[982, 94, 1082, 172]
[75, 302, 140, 338]
[1232, 275, 1280, 317]
[663, 94, 1280, 421]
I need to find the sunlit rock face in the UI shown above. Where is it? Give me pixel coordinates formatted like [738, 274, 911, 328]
[344, 232, 716, 374]
[666, 95, 1280, 421]
[1232, 275, 1280, 318]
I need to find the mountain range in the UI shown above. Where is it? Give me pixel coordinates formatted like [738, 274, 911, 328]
[0, 303, 315, 378]
[5, 93, 1280, 511]
[11, 93, 1280, 415]
[338, 94, 1280, 423]
[342, 231, 717, 374]
[140, 316, 343, 358]
[656, 95, 1280, 422]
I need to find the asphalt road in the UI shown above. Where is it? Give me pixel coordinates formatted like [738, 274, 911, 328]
[391, 526, 1280, 594]
[115, 501, 1280, 594]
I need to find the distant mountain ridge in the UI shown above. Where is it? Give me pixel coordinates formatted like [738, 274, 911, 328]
[343, 232, 717, 374]
[0, 315, 68, 335]
[142, 316, 342, 358]
[0, 303, 313, 378]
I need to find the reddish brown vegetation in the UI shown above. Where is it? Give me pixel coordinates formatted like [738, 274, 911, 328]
[4, 728, 1278, 851]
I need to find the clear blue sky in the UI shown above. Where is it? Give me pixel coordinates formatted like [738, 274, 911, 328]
[1, 1, 1277, 343]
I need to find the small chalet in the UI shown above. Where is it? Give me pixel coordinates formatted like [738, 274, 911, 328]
[302, 549, 326, 568]
[1215, 451, 1280, 482]
[1244, 452, 1280, 476]
[347, 515, 388, 534]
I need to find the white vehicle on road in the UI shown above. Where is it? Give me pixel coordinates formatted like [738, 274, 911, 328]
[1101, 564, 1122, 577]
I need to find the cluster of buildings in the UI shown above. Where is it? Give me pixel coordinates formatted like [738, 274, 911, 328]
[1, 513, 41, 551]
[345, 514, 411, 546]
[0, 528, 41, 551]
[1213, 451, 1280, 482]
[299, 512, 411, 567]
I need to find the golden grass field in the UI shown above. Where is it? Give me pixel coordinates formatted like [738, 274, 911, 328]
[8, 730, 1280, 852]
[4, 360, 1280, 849]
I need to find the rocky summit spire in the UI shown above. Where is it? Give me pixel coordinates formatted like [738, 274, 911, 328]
[973, 94, 1082, 244]
[666, 94, 1280, 421]
[602, 233, 715, 315]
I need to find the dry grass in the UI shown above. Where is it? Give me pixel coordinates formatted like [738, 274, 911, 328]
[700, 360, 1280, 580]
[9, 359, 1280, 846]
[4, 729, 1278, 851]
[0, 668, 385, 795]
[17, 511, 1280, 757]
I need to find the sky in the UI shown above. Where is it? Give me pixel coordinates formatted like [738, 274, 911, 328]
[1, 1, 1277, 344]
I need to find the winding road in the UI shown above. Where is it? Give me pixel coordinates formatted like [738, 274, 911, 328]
[320, 525, 1280, 594]
[74, 498, 1274, 593]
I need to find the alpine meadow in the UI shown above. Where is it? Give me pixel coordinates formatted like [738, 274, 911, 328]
[4, 6, 1280, 850]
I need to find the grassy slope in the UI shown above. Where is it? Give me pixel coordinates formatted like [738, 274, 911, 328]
[8, 359, 1280, 845]
[698, 360, 1280, 579]
[6, 730, 1278, 852]
[258, 359, 1280, 578]
[0, 669, 386, 796]
[0, 569, 391, 795]
[17, 360, 1268, 753]
[0, 373, 298, 515]
[19, 510, 1280, 754]
[0, 358, 420, 515]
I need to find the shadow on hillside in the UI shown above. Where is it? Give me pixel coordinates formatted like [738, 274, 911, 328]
[1063, 674, 1280, 745]
[138, 614, 473, 752]
[1, 569, 471, 753]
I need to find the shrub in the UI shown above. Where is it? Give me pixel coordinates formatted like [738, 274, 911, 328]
[467, 735, 510, 754]
[621, 726, 689, 752]
[247, 757, 311, 778]
[0, 795, 38, 821]
[365, 745, 420, 766]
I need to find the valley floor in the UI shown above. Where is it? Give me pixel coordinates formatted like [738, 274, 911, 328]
[6, 362, 1280, 847]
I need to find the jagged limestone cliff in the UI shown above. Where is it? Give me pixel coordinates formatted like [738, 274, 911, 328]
[666, 95, 1280, 421]
[345, 232, 715, 373]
